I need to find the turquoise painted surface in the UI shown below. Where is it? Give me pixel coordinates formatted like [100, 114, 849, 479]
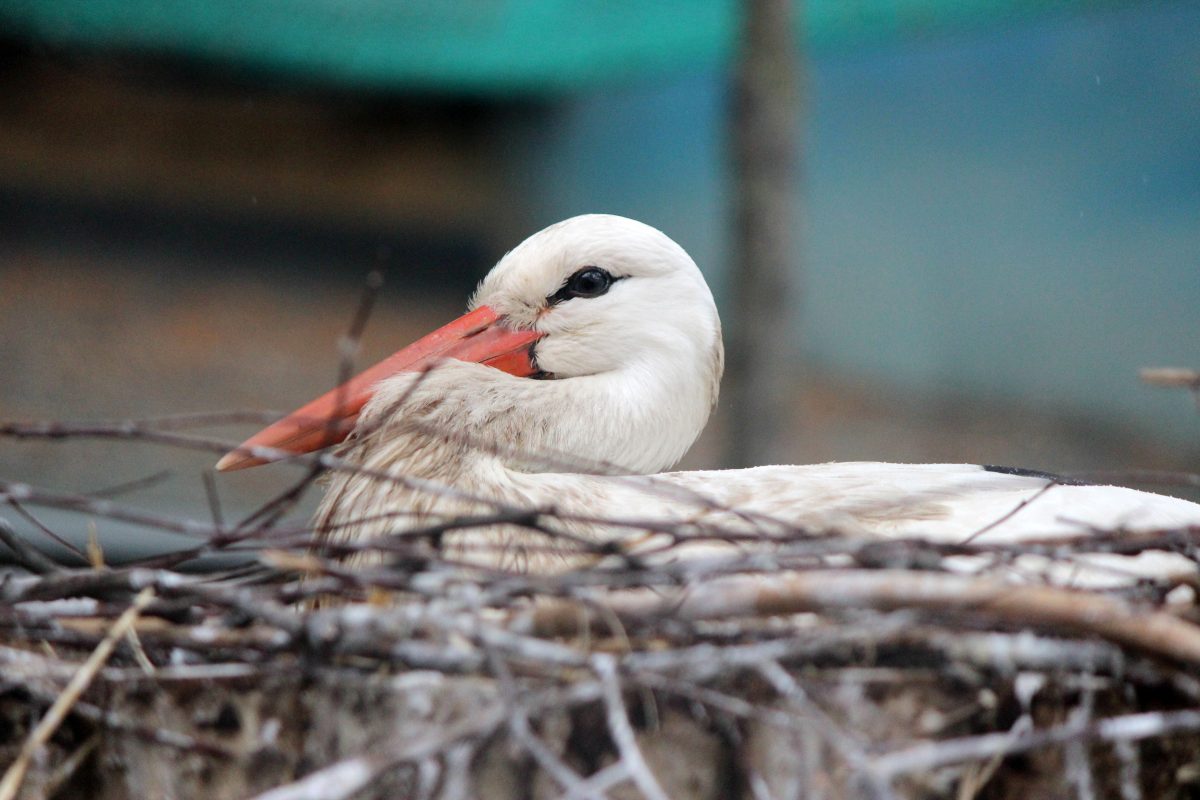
[0, 0, 1126, 93]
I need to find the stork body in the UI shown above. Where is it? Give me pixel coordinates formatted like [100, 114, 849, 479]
[221, 215, 1200, 585]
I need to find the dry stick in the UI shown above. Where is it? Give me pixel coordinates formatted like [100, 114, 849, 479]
[8, 410, 280, 431]
[6, 498, 88, 562]
[592, 654, 671, 800]
[0, 414, 930, 577]
[1140, 366, 1200, 410]
[0, 587, 155, 800]
[756, 659, 893, 800]
[619, 622, 908, 686]
[635, 672, 832, 738]
[88, 469, 174, 499]
[962, 481, 1058, 544]
[250, 756, 386, 800]
[41, 732, 100, 798]
[202, 469, 225, 530]
[0, 475, 332, 572]
[0, 568, 302, 641]
[0, 641, 244, 758]
[236, 271, 381, 534]
[956, 713, 1033, 800]
[872, 707, 1200, 780]
[530, 570, 1200, 665]
[249, 702, 508, 800]
[2, 405, 804, 551]
[235, 461, 324, 533]
[1139, 367, 1200, 390]
[222, 514, 1200, 581]
[1, 480, 232, 541]
[0, 423, 607, 567]
[485, 645, 593, 795]
[235, 340, 409, 535]
[992, 524, 1200, 556]
[0, 516, 61, 574]
[335, 270, 384, 392]
[0, 422, 511, 515]
[556, 762, 633, 800]
[1064, 689, 1097, 800]
[1112, 738, 1143, 800]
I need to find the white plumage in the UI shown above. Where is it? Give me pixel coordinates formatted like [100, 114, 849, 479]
[224, 214, 1200, 585]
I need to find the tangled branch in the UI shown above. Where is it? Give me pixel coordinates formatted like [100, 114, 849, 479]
[3, 402, 1200, 798]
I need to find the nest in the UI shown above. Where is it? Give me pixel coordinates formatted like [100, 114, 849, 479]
[3, 413, 1200, 800]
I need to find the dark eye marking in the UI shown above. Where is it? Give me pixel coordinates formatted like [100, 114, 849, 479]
[548, 266, 620, 305]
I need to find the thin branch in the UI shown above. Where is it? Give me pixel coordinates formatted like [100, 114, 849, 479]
[963, 481, 1058, 544]
[486, 645, 592, 794]
[529, 570, 1200, 664]
[756, 660, 892, 799]
[592, 654, 670, 800]
[872, 707, 1200, 779]
[248, 702, 508, 800]
[202, 469, 225, 530]
[6, 498, 88, 562]
[87, 469, 174, 499]
[0, 516, 61, 574]
[1140, 367, 1200, 390]
[0, 587, 155, 800]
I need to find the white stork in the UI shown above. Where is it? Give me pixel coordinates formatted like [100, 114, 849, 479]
[218, 215, 1200, 585]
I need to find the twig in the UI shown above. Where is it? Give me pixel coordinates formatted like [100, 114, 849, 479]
[557, 762, 633, 800]
[486, 645, 591, 794]
[248, 701, 507, 800]
[956, 712, 1032, 800]
[0, 587, 155, 800]
[1064, 688, 1097, 800]
[1, 480, 233, 541]
[5, 384, 1200, 796]
[592, 654, 670, 800]
[234, 462, 324, 534]
[1140, 368, 1200, 390]
[6, 498, 87, 562]
[202, 470, 225, 529]
[338, 270, 384, 384]
[0, 413, 805, 545]
[1113, 737, 1143, 800]
[0, 516, 61, 574]
[232, 255, 387, 539]
[963, 481, 1058, 544]
[756, 660, 891, 798]
[871, 707, 1200, 779]
[530, 570, 1200, 664]
[1141, 367, 1200, 409]
[250, 755, 383, 800]
[41, 732, 100, 799]
[87, 469, 174, 499]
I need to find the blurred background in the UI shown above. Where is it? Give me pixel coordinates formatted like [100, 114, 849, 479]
[0, 0, 1197, 563]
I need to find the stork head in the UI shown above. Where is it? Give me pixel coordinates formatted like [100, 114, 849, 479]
[217, 214, 723, 474]
[475, 215, 722, 386]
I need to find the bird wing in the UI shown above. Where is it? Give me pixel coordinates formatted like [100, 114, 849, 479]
[529, 462, 1200, 590]
[668, 462, 1200, 540]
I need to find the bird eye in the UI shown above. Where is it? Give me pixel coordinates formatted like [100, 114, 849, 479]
[549, 267, 616, 304]
[568, 267, 611, 297]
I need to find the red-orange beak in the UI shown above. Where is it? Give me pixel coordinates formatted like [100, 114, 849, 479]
[215, 305, 541, 471]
